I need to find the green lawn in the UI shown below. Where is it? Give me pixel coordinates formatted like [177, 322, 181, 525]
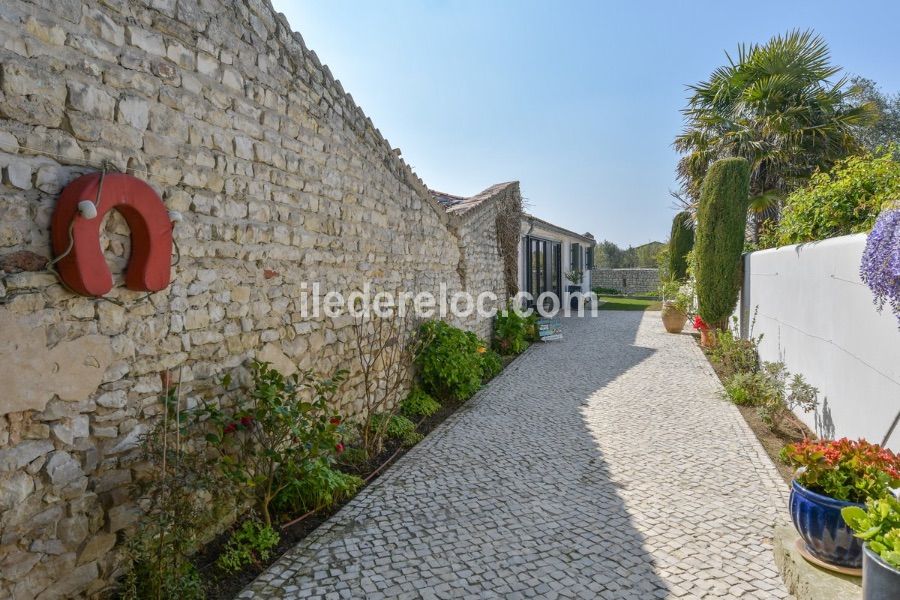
[596, 295, 662, 311]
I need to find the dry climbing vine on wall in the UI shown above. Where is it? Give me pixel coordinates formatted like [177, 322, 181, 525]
[495, 188, 523, 299]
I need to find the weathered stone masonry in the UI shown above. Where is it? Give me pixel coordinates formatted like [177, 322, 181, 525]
[591, 268, 659, 295]
[0, 1, 520, 597]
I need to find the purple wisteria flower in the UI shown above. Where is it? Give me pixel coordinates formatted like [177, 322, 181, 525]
[860, 208, 900, 328]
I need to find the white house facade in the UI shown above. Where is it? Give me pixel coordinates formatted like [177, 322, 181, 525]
[518, 214, 595, 302]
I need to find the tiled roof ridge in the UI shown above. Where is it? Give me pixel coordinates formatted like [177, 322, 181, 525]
[524, 212, 595, 244]
[429, 181, 518, 214]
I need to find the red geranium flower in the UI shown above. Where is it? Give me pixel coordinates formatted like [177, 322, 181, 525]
[330, 416, 342, 425]
[223, 423, 237, 434]
[693, 315, 709, 331]
[335, 442, 345, 454]
[240, 416, 253, 427]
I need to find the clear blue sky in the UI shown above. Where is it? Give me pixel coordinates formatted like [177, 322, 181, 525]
[271, 0, 900, 247]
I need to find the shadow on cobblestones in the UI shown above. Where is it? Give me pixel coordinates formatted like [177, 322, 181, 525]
[242, 311, 675, 598]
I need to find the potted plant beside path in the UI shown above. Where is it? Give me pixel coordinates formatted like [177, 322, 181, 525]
[565, 269, 584, 309]
[781, 438, 900, 571]
[843, 495, 900, 600]
[659, 277, 692, 333]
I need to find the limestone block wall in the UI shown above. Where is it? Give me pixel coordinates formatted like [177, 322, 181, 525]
[591, 268, 659, 295]
[450, 182, 521, 339]
[0, 0, 515, 596]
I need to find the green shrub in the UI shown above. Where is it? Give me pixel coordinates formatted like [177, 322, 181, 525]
[202, 362, 349, 527]
[724, 371, 774, 406]
[336, 446, 368, 468]
[756, 365, 818, 432]
[668, 211, 695, 281]
[723, 362, 818, 433]
[492, 308, 532, 355]
[593, 287, 622, 295]
[772, 147, 900, 246]
[480, 349, 502, 381]
[123, 390, 220, 600]
[215, 520, 280, 574]
[705, 326, 760, 379]
[400, 387, 441, 419]
[524, 313, 540, 343]
[695, 157, 750, 328]
[273, 459, 362, 515]
[371, 413, 422, 447]
[416, 321, 485, 400]
[123, 558, 204, 600]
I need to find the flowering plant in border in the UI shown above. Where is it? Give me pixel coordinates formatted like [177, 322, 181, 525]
[781, 438, 900, 504]
[860, 208, 900, 328]
[693, 315, 710, 331]
[203, 361, 350, 527]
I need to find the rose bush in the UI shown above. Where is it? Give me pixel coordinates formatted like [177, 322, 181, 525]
[203, 361, 350, 527]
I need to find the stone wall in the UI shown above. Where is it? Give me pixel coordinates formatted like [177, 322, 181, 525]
[448, 182, 521, 339]
[0, 1, 519, 597]
[591, 268, 659, 295]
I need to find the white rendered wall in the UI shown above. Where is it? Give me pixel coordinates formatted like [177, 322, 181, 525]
[737, 233, 900, 450]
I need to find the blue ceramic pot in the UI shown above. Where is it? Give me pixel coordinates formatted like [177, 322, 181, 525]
[863, 544, 900, 600]
[789, 480, 864, 568]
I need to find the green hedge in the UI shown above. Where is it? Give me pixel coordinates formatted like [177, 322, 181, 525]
[695, 157, 750, 327]
[668, 211, 694, 281]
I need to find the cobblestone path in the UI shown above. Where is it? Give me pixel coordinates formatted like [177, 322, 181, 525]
[242, 312, 791, 599]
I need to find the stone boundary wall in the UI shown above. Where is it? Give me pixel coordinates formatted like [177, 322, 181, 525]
[0, 1, 518, 597]
[591, 268, 659, 295]
[450, 182, 521, 339]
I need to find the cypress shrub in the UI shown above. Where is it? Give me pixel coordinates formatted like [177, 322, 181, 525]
[695, 157, 750, 328]
[668, 211, 694, 281]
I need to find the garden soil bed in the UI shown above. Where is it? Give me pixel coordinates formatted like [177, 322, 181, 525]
[734, 404, 807, 484]
[696, 335, 813, 485]
[195, 352, 521, 599]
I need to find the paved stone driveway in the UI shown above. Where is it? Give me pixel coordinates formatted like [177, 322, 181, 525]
[241, 312, 791, 599]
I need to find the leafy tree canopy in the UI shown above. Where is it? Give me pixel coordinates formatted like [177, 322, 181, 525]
[766, 146, 900, 247]
[674, 30, 877, 223]
[595, 240, 664, 268]
[847, 76, 900, 152]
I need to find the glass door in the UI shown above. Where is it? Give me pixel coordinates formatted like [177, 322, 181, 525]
[530, 238, 546, 298]
[525, 238, 561, 305]
[549, 242, 561, 298]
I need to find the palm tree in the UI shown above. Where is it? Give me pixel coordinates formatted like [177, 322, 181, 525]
[674, 30, 877, 231]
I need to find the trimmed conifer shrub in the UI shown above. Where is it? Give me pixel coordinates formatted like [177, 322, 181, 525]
[695, 157, 750, 328]
[668, 211, 694, 281]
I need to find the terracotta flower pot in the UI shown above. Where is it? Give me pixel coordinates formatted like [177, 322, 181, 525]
[699, 328, 712, 347]
[661, 302, 688, 333]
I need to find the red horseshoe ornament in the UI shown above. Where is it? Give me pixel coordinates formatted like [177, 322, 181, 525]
[51, 172, 175, 297]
